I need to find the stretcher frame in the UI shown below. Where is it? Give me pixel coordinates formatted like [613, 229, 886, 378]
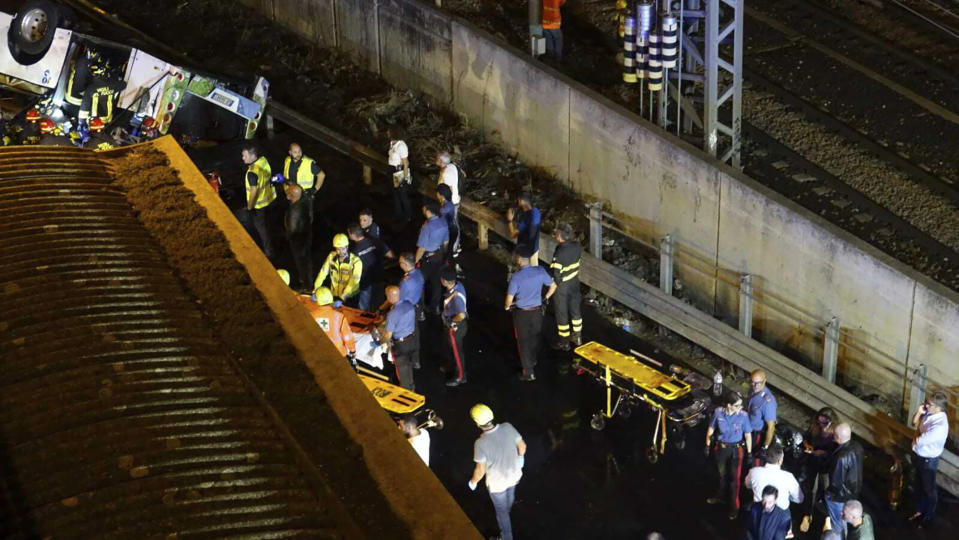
[574, 341, 703, 463]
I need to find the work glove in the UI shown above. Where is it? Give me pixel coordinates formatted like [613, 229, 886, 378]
[333, 299, 343, 308]
[270, 173, 285, 184]
[468, 480, 477, 491]
[517, 456, 525, 469]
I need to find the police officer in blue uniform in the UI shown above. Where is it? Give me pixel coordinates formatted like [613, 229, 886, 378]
[705, 391, 753, 520]
[505, 254, 557, 381]
[398, 252, 424, 369]
[415, 199, 449, 316]
[381, 285, 418, 391]
[440, 267, 468, 386]
[747, 369, 778, 467]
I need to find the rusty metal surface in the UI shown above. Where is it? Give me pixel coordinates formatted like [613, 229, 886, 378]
[0, 146, 339, 538]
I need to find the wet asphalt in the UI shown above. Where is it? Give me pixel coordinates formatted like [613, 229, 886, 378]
[187, 132, 956, 539]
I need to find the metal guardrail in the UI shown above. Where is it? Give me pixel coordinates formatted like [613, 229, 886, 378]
[263, 100, 959, 496]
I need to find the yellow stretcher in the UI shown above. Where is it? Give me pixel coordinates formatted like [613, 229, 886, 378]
[357, 366, 426, 415]
[574, 341, 709, 463]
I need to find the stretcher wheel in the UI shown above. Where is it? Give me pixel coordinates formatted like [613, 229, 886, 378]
[590, 412, 606, 431]
[646, 445, 659, 464]
[618, 404, 632, 418]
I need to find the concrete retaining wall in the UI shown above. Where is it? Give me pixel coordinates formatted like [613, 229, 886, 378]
[242, 0, 958, 420]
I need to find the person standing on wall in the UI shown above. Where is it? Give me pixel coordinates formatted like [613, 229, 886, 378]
[542, 0, 566, 62]
[240, 144, 277, 260]
[468, 404, 526, 540]
[549, 222, 583, 351]
[909, 392, 949, 528]
[388, 126, 413, 224]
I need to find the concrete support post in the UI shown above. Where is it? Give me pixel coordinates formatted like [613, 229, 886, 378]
[908, 364, 928, 427]
[822, 316, 840, 383]
[588, 202, 603, 259]
[478, 223, 489, 251]
[265, 115, 275, 140]
[738, 273, 753, 339]
[362, 165, 372, 186]
[659, 235, 674, 297]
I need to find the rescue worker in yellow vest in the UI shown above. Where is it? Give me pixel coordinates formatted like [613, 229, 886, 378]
[314, 233, 363, 306]
[241, 144, 277, 259]
[282, 142, 325, 214]
[543, 0, 566, 61]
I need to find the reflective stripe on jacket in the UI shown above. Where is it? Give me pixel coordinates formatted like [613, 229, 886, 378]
[550, 241, 581, 286]
[543, 0, 564, 29]
[314, 251, 363, 299]
[283, 156, 317, 191]
[246, 156, 276, 209]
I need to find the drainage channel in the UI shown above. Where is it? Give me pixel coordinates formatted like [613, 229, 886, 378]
[0, 146, 344, 538]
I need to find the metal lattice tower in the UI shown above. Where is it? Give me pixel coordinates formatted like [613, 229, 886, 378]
[670, 0, 743, 166]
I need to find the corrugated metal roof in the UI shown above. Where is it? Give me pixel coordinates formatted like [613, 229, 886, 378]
[0, 146, 341, 538]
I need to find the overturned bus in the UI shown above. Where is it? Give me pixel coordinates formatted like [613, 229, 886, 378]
[0, 0, 268, 146]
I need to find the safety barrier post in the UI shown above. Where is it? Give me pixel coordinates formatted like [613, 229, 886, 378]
[659, 235, 674, 296]
[908, 364, 928, 427]
[477, 223, 489, 251]
[738, 273, 753, 338]
[588, 202, 603, 259]
[822, 316, 840, 383]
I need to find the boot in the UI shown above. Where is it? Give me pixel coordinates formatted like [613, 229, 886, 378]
[571, 332, 582, 346]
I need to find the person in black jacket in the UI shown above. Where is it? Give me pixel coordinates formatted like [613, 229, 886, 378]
[745, 485, 791, 540]
[823, 423, 863, 535]
[549, 223, 582, 351]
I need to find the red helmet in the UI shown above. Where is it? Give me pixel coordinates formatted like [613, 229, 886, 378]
[89, 117, 105, 132]
[25, 109, 41, 122]
[38, 118, 56, 134]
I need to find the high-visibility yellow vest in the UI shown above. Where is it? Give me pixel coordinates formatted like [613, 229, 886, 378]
[283, 156, 317, 191]
[246, 156, 276, 209]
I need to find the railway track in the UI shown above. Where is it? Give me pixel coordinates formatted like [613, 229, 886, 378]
[0, 146, 343, 538]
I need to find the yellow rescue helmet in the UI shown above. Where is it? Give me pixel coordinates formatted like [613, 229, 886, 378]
[314, 286, 334, 306]
[470, 404, 494, 426]
[276, 269, 290, 286]
[332, 233, 349, 249]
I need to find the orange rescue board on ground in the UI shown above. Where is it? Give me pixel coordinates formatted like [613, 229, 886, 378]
[296, 294, 383, 331]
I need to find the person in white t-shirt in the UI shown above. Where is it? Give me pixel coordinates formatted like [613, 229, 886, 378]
[468, 404, 525, 540]
[910, 392, 949, 526]
[388, 126, 413, 223]
[744, 443, 803, 511]
[436, 151, 460, 206]
[397, 415, 430, 466]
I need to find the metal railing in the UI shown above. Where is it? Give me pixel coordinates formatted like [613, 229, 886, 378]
[585, 202, 959, 424]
